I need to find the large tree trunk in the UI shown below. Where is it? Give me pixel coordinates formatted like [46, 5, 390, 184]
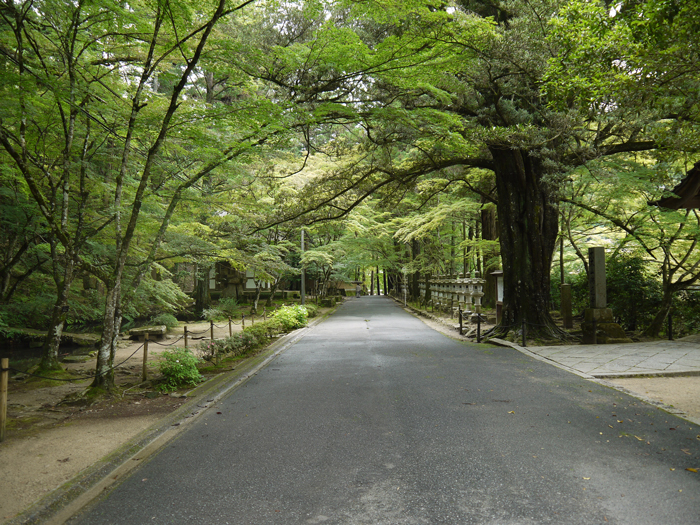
[489, 146, 565, 339]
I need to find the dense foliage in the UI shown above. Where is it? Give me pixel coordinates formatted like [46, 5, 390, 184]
[1, 0, 700, 388]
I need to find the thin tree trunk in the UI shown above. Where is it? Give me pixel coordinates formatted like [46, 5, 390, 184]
[265, 278, 280, 307]
[411, 239, 420, 300]
[92, 283, 121, 390]
[251, 279, 263, 315]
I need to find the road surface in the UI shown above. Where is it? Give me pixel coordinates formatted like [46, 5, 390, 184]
[71, 296, 700, 524]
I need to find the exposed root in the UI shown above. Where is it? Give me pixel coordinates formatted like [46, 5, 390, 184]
[484, 322, 578, 344]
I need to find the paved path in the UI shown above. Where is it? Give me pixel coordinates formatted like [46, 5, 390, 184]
[71, 297, 700, 524]
[523, 339, 700, 378]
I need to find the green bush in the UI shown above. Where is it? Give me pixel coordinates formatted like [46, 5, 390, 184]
[218, 297, 239, 316]
[272, 304, 308, 331]
[303, 304, 318, 318]
[157, 348, 203, 392]
[606, 254, 661, 331]
[150, 313, 179, 330]
[194, 308, 309, 365]
[201, 307, 224, 321]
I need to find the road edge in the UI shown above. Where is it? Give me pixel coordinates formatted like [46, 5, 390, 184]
[7, 310, 332, 525]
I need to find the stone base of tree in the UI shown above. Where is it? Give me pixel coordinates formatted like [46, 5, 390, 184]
[582, 308, 632, 344]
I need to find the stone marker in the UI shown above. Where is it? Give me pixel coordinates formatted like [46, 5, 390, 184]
[560, 283, 573, 329]
[588, 247, 607, 308]
[581, 248, 631, 344]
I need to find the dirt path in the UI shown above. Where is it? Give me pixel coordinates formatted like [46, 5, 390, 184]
[0, 316, 286, 522]
[0, 323, 229, 523]
[607, 376, 700, 421]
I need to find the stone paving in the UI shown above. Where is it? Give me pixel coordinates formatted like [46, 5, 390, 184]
[524, 335, 700, 378]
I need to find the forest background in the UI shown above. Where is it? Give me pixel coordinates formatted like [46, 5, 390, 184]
[1, 0, 699, 393]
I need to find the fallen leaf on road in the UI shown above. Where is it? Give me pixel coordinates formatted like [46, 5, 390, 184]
[681, 449, 692, 455]
[583, 477, 590, 480]
[686, 468, 698, 473]
[608, 425, 614, 429]
[634, 436, 643, 441]
[508, 411, 515, 414]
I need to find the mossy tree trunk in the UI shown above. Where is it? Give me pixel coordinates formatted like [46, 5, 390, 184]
[489, 146, 567, 339]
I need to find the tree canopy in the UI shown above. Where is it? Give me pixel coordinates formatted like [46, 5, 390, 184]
[1, 0, 699, 388]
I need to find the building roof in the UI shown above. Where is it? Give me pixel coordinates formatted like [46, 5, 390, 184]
[652, 162, 700, 210]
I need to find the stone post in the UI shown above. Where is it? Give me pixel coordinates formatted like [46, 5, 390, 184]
[561, 284, 573, 329]
[589, 247, 607, 308]
[582, 247, 630, 344]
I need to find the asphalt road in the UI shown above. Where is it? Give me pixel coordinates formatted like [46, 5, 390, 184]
[72, 296, 700, 524]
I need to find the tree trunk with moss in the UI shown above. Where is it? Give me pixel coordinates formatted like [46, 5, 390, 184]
[489, 146, 567, 340]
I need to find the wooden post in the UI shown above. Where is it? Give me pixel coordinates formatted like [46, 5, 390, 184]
[184, 326, 188, 349]
[210, 320, 217, 365]
[228, 317, 232, 337]
[1, 358, 8, 442]
[459, 307, 463, 336]
[263, 308, 266, 321]
[142, 335, 149, 382]
[242, 314, 245, 329]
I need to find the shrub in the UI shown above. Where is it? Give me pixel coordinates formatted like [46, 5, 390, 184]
[150, 313, 179, 330]
[303, 304, 318, 318]
[196, 339, 228, 362]
[272, 304, 308, 331]
[157, 348, 203, 392]
[218, 297, 239, 316]
[201, 307, 224, 321]
[193, 307, 309, 366]
[606, 254, 661, 331]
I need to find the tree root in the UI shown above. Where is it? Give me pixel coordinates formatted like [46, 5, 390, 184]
[484, 322, 578, 344]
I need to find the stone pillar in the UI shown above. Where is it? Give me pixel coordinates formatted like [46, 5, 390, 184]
[561, 284, 573, 329]
[589, 247, 607, 308]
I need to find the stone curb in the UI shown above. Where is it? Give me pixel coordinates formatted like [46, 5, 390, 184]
[7, 310, 332, 525]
